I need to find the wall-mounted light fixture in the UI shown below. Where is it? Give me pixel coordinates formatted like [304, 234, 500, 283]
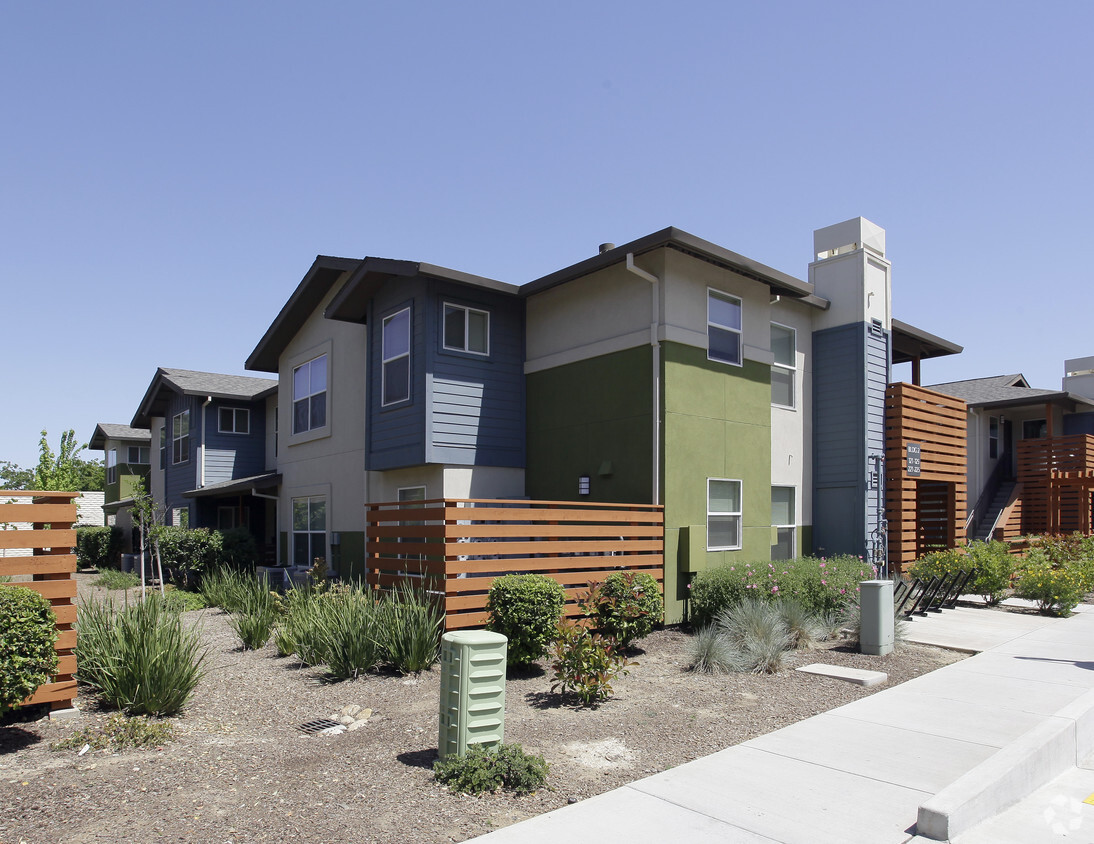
[578, 475, 591, 496]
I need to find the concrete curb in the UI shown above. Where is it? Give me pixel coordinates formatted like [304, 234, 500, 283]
[917, 686, 1094, 840]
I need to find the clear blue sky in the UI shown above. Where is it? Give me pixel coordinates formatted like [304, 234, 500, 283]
[2, 1, 1091, 469]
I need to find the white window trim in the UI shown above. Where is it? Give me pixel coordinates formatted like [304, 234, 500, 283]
[770, 322, 797, 409]
[382, 306, 412, 407]
[219, 406, 251, 435]
[291, 494, 328, 567]
[172, 410, 190, 465]
[442, 302, 490, 356]
[771, 485, 796, 559]
[706, 477, 743, 551]
[707, 288, 743, 368]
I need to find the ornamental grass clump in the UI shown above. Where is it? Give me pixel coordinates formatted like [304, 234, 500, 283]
[228, 584, 279, 651]
[380, 580, 443, 674]
[0, 585, 58, 716]
[310, 583, 384, 679]
[76, 595, 207, 717]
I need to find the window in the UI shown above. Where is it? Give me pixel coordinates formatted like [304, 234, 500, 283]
[708, 290, 742, 366]
[171, 507, 189, 528]
[292, 496, 326, 567]
[382, 307, 411, 406]
[172, 411, 190, 464]
[771, 486, 795, 561]
[989, 416, 999, 459]
[127, 446, 150, 464]
[107, 449, 117, 485]
[218, 506, 248, 530]
[159, 427, 166, 470]
[219, 407, 250, 434]
[443, 303, 489, 355]
[1023, 419, 1047, 440]
[707, 479, 742, 551]
[293, 355, 327, 434]
[771, 323, 796, 408]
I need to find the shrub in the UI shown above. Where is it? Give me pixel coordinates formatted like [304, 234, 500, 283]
[76, 596, 207, 716]
[152, 526, 223, 579]
[433, 743, 548, 795]
[0, 586, 58, 715]
[689, 555, 874, 625]
[218, 527, 260, 571]
[592, 571, 663, 648]
[51, 713, 174, 751]
[909, 542, 1014, 605]
[550, 622, 635, 706]
[75, 526, 124, 570]
[381, 581, 443, 674]
[1014, 546, 1087, 616]
[486, 574, 565, 667]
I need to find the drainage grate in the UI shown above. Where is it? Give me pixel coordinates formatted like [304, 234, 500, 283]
[298, 718, 342, 735]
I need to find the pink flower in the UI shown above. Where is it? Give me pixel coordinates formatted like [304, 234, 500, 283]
[821, 580, 827, 586]
[840, 588, 846, 594]
[819, 562, 826, 568]
[771, 586, 779, 593]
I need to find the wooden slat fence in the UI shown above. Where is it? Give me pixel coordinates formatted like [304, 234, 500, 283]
[0, 491, 78, 711]
[1017, 436, 1094, 535]
[885, 383, 968, 572]
[365, 498, 664, 630]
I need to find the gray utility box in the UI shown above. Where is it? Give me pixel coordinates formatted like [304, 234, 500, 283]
[860, 579, 895, 656]
[438, 630, 507, 761]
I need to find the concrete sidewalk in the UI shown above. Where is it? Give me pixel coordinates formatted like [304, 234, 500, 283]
[473, 602, 1094, 844]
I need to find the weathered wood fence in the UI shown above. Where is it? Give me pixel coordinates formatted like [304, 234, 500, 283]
[365, 498, 664, 630]
[0, 491, 78, 711]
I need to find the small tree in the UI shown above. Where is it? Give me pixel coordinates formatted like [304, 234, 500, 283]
[0, 430, 104, 492]
[130, 479, 167, 599]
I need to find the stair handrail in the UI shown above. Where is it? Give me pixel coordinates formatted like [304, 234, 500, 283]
[988, 482, 1024, 542]
[967, 457, 1009, 540]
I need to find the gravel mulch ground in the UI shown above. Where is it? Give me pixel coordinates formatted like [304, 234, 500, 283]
[0, 573, 965, 844]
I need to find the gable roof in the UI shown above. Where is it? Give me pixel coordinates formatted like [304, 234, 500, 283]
[521, 226, 828, 306]
[928, 374, 1094, 410]
[89, 423, 151, 450]
[245, 256, 362, 373]
[131, 368, 278, 427]
[325, 258, 517, 324]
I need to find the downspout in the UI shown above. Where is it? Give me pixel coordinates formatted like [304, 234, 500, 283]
[200, 396, 212, 488]
[626, 253, 661, 505]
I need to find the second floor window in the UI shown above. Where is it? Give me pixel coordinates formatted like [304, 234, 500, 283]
[382, 307, 411, 406]
[707, 478, 742, 551]
[159, 428, 166, 470]
[708, 289, 742, 366]
[219, 407, 250, 434]
[293, 355, 327, 434]
[771, 323, 796, 408]
[443, 303, 489, 355]
[107, 449, 117, 485]
[172, 410, 190, 464]
[127, 446, 150, 464]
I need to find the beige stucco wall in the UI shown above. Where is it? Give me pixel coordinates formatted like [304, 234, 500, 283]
[769, 297, 813, 529]
[276, 278, 367, 560]
[366, 465, 526, 502]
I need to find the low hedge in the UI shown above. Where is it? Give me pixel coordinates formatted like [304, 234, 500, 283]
[486, 574, 565, 667]
[0, 585, 58, 715]
[76, 525, 124, 570]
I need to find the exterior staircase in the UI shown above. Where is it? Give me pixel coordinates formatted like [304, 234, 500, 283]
[974, 480, 1016, 542]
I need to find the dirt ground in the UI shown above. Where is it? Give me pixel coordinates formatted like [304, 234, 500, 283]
[0, 574, 965, 844]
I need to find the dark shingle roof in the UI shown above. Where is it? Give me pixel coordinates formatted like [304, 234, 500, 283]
[89, 423, 151, 450]
[928, 374, 1093, 410]
[131, 368, 278, 427]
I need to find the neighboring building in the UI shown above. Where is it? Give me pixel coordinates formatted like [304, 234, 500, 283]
[130, 368, 278, 559]
[930, 356, 1094, 540]
[245, 257, 526, 576]
[88, 423, 153, 551]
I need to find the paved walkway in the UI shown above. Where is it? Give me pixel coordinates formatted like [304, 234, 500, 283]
[473, 602, 1094, 844]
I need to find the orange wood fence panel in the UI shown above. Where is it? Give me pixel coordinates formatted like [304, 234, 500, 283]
[1017, 436, 1094, 535]
[0, 490, 78, 711]
[885, 383, 968, 572]
[365, 498, 665, 630]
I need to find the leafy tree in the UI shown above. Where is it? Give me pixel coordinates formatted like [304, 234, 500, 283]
[0, 430, 104, 492]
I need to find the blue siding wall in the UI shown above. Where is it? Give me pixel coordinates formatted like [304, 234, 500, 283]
[204, 399, 267, 484]
[812, 322, 890, 559]
[164, 393, 198, 523]
[428, 281, 524, 467]
[1064, 413, 1094, 436]
[366, 277, 525, 471]
[369, 279, 428, 470]
[864, 322, 890, 560]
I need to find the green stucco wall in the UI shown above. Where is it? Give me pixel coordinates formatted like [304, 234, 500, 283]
[661, 342, 772, 623]
[333, 531, 366, 581]
[526, 346, 653, 503]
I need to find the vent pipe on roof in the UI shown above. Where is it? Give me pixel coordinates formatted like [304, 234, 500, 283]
[599, 243, 615, 254]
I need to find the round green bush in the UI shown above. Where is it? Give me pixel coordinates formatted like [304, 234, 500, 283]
[486, 574, 564, 666]
[595, 571, 663, 647]
[0, 586, 58, 715]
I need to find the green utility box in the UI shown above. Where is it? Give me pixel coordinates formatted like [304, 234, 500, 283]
[438, 630, 507, 761]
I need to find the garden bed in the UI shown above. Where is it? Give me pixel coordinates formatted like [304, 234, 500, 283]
[0, 573, 963, 843]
